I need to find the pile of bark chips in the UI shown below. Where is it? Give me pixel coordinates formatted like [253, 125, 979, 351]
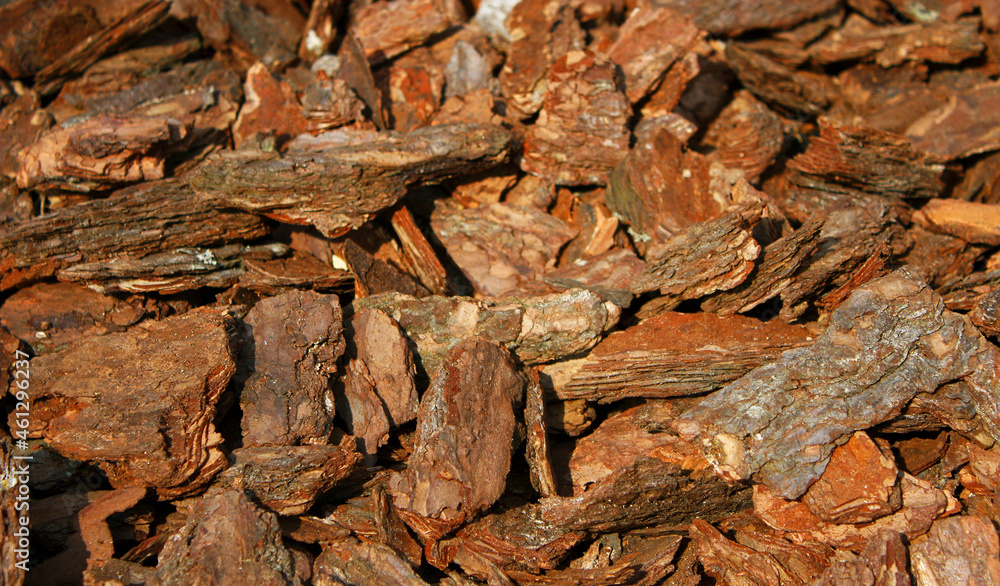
[3, 0, 1000, 583]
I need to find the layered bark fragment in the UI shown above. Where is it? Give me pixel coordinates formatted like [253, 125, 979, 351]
[389, 337, 525, 542]
[675, 267, 1000, 499]
[607, 6, 701, 104]
[656, 0, 840, 35]
[189, 123, 513, 237]
[18, 309, 236, 497]
[907, 82, 1000, 160]
[909, 516, 1000, 585]
[241, 290, 345, 447]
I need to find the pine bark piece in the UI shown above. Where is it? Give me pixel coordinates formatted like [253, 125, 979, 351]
[521, 51, 630, 186]
[606, 124, 738, 247]
[701, 217, 824, 316]
[725, 42, 835, 116]
[342, 238, 430, 298]
[241, 290, 345, 447]
[540, 248, 644, 307]
[914, 199, 1000, 245]
[971, 286, 1000, 338]
[299, 0, 341, 62]
[232, 62, 308, 148]
[337, 359, 392, 463]
[324, 480, 423, 565]
[150, 489, 300, 585]
[350, 309, 419, 428]
[907, 82, 1000, 160]
[630, 203, 763, 308]
[391, 205, 450, 296]
[185, 0, 303, 71]
[812, 530, 911, 586]
[0, 91, 53, 179]
[810, 15, 983, 67]
[541, 311, 813, 402]
[389, 338, 524, 543]
[431, 202, 576, 297]
[352, 288, 621, 376]
[18, 309, 236, 498]
[79, 487, 146, 570]
[525, 368, 558, 498]
[217, 438, 363, 515]
[188, 123, 513, 238]
[677, 267, 1000, 498]
[655, 0, 839, 35]
[16, 115, 190, 192]
[0, 178, 269, 292]
[838, 62, 949, 133]
[787, 117, 945, 200]
[352, 0, 465, 65]
[701, 91, 786, 183]
[313, 537, 428, 586]
[606, 6, 701, 104]
[690, 519, 800, 585]
[801, 432, 901, 525]
[239, 251, 353, 294]
[499, 0, 585, 119]
[910, 516, 1000, 584]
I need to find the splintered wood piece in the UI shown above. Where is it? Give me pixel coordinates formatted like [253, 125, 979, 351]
[907, 82, 1000, 160]
[753, 473, 959, 552]
[630, 203, 763, 307]
[521, 51, 630, 186]
[787, 117, 945, 200]
[352, 0, 465, 65]
[0, 179, 269, 292]
[431, 202, 577, 297]
[299, 0, 341, 62]
[812, 530, 910, 586]
[349, 309, 419, 428]
[913, 199, 1000, 245]
[541, 311, 812, 402]
[217, 437, 363, 515]
[0, 282, 145, 355]
[655, 0, 839, 35]
[352, 288, 621, 376]
[188, 123, 513, 237]
[702, 217, 824, 316]
[18, 309, 235, 498]
[909, 516, 1000, 584]
[606, 123, 738, 247]
[801, 432, 901, 525]
[702, 91, 786, 182]
[675, 267, 1000, 499]
[499, 0, 585, 119]
[17, 115, 190, 192]
[810, 14, 984, 67]
[391, 205, 450, 295]
[241, 290, 345, 447]
[150, 490, 300, 585]
[525, 368, 558, 498]
[725, 42, 834, 116]
[606, 6, 701, 104]
[313, 537, 429, 585]
[389, 337, 525, 543]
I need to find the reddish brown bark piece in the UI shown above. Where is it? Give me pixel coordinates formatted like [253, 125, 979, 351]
[907, 82, 1000, 161]
[810, 14, 983, 67]
[0, 91, 52, 179]
[971, 286, 1000, 338]
[0, 282, 145, 355]
[313, 537, 428, 585]
[352, 0, 465, 65]
[655, 0, 839, 35]
[630, 203, 763, 307]
[183, 0, 303, 71]
[217, 437, 363, 515]
[342, 238, 430, 298]
[239, 251, 353, 295]
[837, 62, 949, 133]
[675, 267, 1000, 499]
[79, 487, 146, 565]
[787, 117, 945, 200]
[725, 42, 835, 116]
[350, 309, 419, 428]
[690, 519, 804, 585]
[606, 123, 738, 247]
[525, 368, 558, 498]
[391, 205, 450, 296]
[389, 337, 525, 543]
[541, 311, 812, 402]
[150, 489, 300, 585]
[189, 123, 513, 238]
[801, 432, 901, 525]
[232, 62, 308, 148]
[909, 516, 1000, 584]
[607, 6, 701, 104]
[19, 309, 235, 497]
[521, 51, 630, 186]
[323, 480, 423, 565]
[913, 199, 1000, 245]
[702, 91, 785, 183]
[431, 202, 576, 297]
[812, 530, 911, 586]
[499, 0, 585, 119]
[352, 288, 621, 376]
[338, 359, 392, 463]
[0, 178, 269, 292]
[241, 290, 345, 447]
